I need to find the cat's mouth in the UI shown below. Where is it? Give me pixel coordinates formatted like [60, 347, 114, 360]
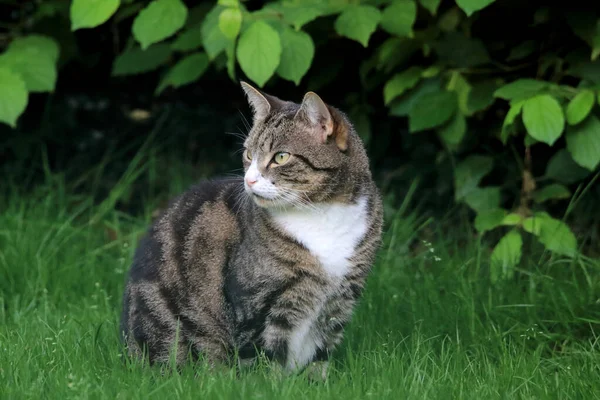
[251, 192, 270, 200]
[251, 193, 278, 206]
[244, 183, 286, 208]
[249, 192, 288, 208]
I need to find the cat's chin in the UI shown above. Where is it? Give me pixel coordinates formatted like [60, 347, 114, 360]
[251, 194, 290, 209]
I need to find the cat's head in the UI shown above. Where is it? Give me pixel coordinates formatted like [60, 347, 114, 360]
[239, 82, 370, 209]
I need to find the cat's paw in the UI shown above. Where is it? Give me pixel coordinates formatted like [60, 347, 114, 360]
[303, 360, 328, 382]
[237, 357, 256, 370]
[266, 360, 289, 380]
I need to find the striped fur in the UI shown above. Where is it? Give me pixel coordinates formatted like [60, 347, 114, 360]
[120, 84, 383, 374]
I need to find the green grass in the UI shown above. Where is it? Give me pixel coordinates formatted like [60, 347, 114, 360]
[1, 158, 600, 399]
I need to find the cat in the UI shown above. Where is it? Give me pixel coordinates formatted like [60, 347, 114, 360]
[120, 82, 383, 378]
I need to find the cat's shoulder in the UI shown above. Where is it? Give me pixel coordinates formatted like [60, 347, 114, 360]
[141, 177, 244, 247]
[180, 177, 244, 207]
[152, 177, 242, 219]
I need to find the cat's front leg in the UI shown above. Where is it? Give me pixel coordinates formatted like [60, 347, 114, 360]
[261, 274, 327, 372]
[316, 272, 368, 363]
[320, 296, 356, 352]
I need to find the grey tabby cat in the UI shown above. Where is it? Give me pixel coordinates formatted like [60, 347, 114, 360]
[120, 82, 383, 377]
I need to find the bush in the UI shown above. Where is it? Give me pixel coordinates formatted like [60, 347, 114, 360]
[1, 0, 599, 281]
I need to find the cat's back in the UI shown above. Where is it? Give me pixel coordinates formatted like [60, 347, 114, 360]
[121, 177, 244, 361]
[130, 177, 243, 277]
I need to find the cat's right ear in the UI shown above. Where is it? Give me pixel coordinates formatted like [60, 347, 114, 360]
[240, 81, 271, 122]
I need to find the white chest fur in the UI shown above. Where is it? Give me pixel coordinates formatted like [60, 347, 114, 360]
[270, 196, 369, 278]
[269, 196, 370, 370]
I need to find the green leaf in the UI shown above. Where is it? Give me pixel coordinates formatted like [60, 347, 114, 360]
[464, 186, 501, 212]
[494, 79, 548, 101]
[376, 38, 419, 74]
[569, 61, 600, 84]
[502, 213, 521, 225]
[236, 21, 281, 87]
[202, 5, 230, 60]
[455, 0, 495, 17]
[438, 7, 462, 32]
[133, 0, 188, 49]
[171, 25, 204, 52]
[218, 7, 242, 40]
[421, 65, 441, 78]
[566, 11, 600, 61]
[383, 66, 422, 105]
[545, 149, 592, 184]
[225, 41, 236, 81]
[0, 45, 57, 92]
[566, 89, 595, 125]
[381, 0, 417, 38]
[533, 183, 572, 203]
[279, 3, 326, 31]
[409, 90, 457, 132]
[334, 5, 381, 47]
[35, 1, 70, 20]
[566, 11, 596, 47]
[446, 71, 471, 114]
[276, 28, 314, 85]
[474, 208, 506, 233]
[418, 0, 441, 15]
[0, 67, 28, 128]
[524, 214, 577, 256]
[593, 30, 600, 61]
[522, 94, 565, 145]
[438, 113, 466, 146]
[435, 33, 490, 68]
[522, 215, 543, 236]
[566, 115, 600, 170]
[500, 100, 524, 144]
[112, 44, 172, 76]
[537, 217, 578, 257]
[467, 81, 497, 114]
[525, 134, 542, 147]
[389, 77, 442, 117]
[156, 52, 209, 94]
[490, 230, 522, 283]
[504, 101, 525, 126]
[507, 40, 536, 61]
[454, 155, 494, 200]
[218, 0, 239, 7]
[70, 0, 120, 30]
[8, 35, 60, 63]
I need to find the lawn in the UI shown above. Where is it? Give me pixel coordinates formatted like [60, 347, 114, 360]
[1, 155, 599, 399]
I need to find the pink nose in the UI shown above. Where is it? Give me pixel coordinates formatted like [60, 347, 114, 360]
[246, 178, 257, 186]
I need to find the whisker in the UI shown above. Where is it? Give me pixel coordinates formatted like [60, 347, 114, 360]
[238, 110, 252, 132]
[276, 186, 320, 212]
[278, 189, 319, 213]
[224, 131, 247, 145]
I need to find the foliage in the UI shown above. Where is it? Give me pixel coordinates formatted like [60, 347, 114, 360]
[1, 0, 599, 281]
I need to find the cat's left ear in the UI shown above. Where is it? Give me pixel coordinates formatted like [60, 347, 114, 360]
[240, 81, 271, 122]
[295, 92, 348, 151]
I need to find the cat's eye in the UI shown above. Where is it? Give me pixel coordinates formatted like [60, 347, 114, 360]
[273, 152, 291, 165]
[244, 149, 252, 161]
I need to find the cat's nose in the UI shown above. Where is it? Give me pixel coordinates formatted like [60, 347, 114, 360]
[246, 177, 257, 186]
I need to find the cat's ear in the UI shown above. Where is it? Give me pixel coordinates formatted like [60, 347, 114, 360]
[240, 81, 271, 122]
[295, 92, 347, 151]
